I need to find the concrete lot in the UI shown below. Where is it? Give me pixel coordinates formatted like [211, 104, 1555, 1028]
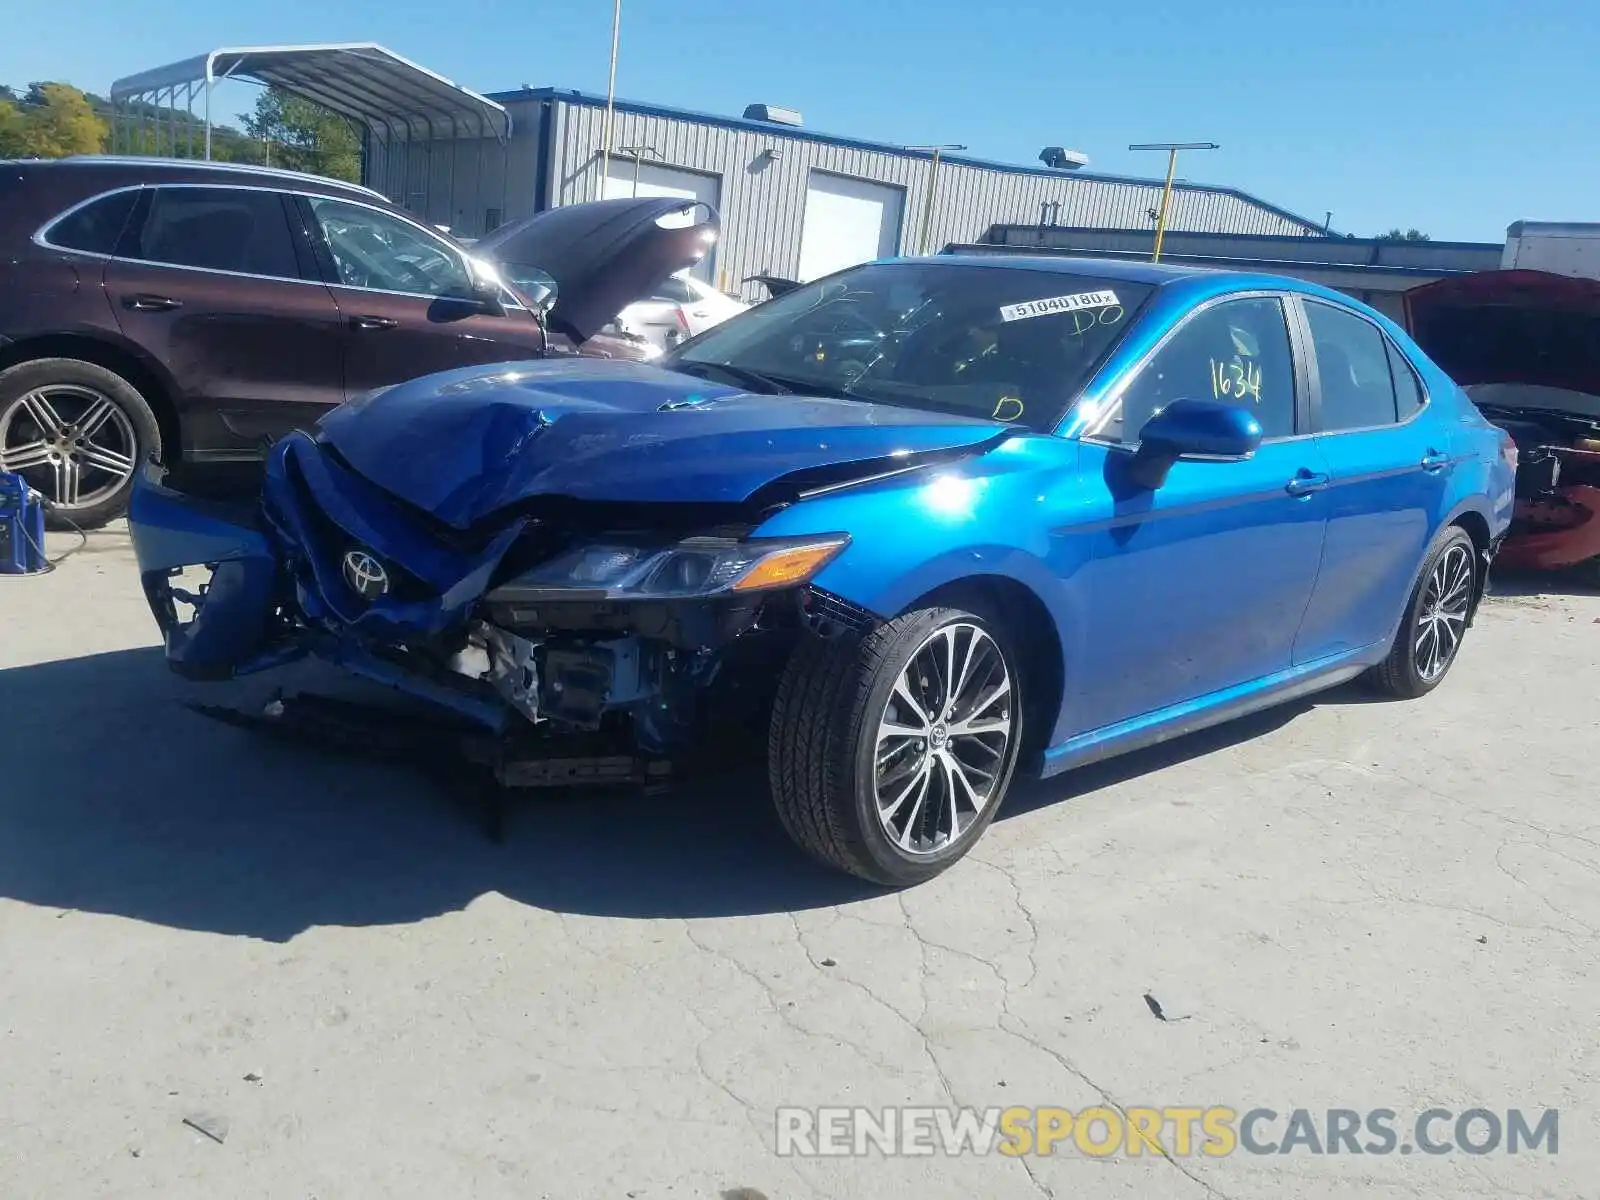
[0, 522, 1595, 1200]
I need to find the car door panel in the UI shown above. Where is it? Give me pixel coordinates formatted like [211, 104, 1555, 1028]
[294, 195, 548, 399]
[1290, 298, 1455, 662]
[1070, 441, 1331, 735]
[104, 185, 345, 457]
[1063, 293, 1330, 735]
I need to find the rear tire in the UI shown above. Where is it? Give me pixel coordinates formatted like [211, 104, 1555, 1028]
[0, 358, 161, 530]
[768, 605, 1023, 886]
[1367, 526, 1477, 699]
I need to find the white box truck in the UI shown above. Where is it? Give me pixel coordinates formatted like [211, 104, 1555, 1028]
[1502, 221, 1600, 279]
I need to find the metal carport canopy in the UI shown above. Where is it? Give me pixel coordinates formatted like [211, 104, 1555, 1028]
[109, 43, 512, 147]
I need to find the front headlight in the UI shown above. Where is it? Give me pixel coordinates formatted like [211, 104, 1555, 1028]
[493, 534, 850, 600]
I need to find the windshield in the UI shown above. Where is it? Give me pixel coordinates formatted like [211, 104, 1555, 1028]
[662, 261, 1152, 430]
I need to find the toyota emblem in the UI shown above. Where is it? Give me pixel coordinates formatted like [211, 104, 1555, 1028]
[341, 549, 390, 600]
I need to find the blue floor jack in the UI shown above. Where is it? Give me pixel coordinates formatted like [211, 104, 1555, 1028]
[0, 471, 49, 575]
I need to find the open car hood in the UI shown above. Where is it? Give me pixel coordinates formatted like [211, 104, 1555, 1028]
[317, 359, 1008, 529]
[473, 197, 719, 343]
[1405, 269, 1600, 402]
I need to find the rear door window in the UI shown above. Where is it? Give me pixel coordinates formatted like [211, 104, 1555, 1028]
[1304, 301, 1400, 430]
[651, 277, 697, 305]
[1387, 340, 1426, 419]
[46, 189, 139, 254]
[126, 186, 302, 279]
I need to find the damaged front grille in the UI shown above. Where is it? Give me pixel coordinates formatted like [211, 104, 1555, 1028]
[802, 587, 879, 639]
[274, 452, 433, 605]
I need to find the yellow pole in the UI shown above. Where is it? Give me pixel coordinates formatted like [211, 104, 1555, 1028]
[599, 0, 621, 201]
[1151, 146, 1178, 263]
[918, 148, 942, 255]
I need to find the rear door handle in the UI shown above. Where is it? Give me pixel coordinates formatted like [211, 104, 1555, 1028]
[123, 294, 182, 311]
[1420, 449, 1451, 472]
[350, 315, 399, 330]
[1285, 470, 1331, 497]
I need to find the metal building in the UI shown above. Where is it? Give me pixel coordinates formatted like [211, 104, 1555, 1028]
[111, 44, 1336, 302]
[956, 225, 1506, 322]
[369, 87, 1332, 298]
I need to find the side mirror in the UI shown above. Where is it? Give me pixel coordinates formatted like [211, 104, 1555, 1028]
[1125, 398, 1263, 489]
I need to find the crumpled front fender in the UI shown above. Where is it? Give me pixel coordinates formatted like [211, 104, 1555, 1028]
[128, 471, 295, 681]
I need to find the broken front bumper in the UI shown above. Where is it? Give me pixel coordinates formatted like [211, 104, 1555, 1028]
[127, 438, 524, 731]
[128, 469, 291, 682]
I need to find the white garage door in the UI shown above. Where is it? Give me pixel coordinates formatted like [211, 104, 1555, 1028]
[601, 161, 722, 280]
[797, 171, 906, 282]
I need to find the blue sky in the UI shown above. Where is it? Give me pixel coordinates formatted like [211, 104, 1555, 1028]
[2, 0, 1588, 241]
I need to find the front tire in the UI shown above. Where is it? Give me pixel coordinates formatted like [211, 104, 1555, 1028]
[0, 358, 160, 530]
[769, 605, 1023, 886]
[1368, 526, 1477, 698]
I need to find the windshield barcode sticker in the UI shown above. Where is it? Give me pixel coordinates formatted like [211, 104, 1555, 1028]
[999, 290, 1120, 322]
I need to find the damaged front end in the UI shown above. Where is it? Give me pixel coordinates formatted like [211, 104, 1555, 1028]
[1406, 269, 1600, 575]
[128, 430, 887, 789]
[1473, 387, 1600, 572]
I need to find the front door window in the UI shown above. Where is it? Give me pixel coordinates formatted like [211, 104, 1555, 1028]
[306, 197, 474, 299]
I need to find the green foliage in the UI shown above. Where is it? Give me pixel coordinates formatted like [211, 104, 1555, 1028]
[240, 89, 362, 182]
[0, 81, 107, 157]
[1, 79, 360, 184]
[1378, 228, 1431, 242]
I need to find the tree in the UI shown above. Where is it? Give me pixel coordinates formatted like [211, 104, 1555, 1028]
[20, 82, 106, 156]
[240, 88, 361, 182]
[0, 98, 25, 157]
[1379, 228, 1431, 242]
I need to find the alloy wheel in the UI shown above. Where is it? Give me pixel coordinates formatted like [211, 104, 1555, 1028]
[1414, 543, 1473, 682]
[0, 384, 138, 512]
[874, 622, 1013, 856]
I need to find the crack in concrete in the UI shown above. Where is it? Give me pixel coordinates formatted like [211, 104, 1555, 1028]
[891, 857, 1223, 1200]
[1494, 840, 1600, 938]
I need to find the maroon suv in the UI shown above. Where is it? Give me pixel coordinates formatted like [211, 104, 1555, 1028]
[0, 156, 717, 527]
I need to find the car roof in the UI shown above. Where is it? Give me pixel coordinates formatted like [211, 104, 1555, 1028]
[911, 252, 1395, 320]
[7, 155, 388, 202]
[906, 253, 1214, 285]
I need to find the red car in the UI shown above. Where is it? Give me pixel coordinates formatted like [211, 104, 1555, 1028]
[1407, 269, 1600, 578]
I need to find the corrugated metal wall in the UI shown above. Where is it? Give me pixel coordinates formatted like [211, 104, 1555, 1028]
[367, 94, 1326, 295]
[364, 129, 536, 235]
[547, 100, 1320, 296]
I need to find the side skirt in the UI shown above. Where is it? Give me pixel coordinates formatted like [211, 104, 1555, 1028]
[1038, 644, 1386, 779]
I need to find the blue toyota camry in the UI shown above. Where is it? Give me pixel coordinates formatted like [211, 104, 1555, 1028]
[129, 251, 1516, 885]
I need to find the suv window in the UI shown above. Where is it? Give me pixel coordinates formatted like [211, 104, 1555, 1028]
[1305, 301, 1400, 430]
[1100, 296, 1297, 442]
[1387, 339, 1426, 419]
[47, 190, 139, 255]
[126, 186, 301, 278]
[307, 196, 473, 298]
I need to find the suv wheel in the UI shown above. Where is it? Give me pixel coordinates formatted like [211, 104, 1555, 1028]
[769, 605, 1024, 886]
[0, 358, 160, 530]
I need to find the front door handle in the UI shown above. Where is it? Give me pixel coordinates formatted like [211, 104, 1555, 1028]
[1285, 470, 1331, 497]
[123, 294, 182, 311]
[350, 315, 399, 330]
[1420, 449, 1451, 472]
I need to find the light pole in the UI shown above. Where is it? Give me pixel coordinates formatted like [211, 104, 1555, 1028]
[617, 144, 659, 196]
[599, 0, 622, 199]
[905, 143, 966, 255]
[1128, 141, 1219, 262]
